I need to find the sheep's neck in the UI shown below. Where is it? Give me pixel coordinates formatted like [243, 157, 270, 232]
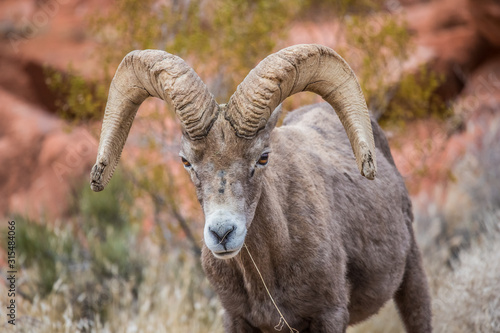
[234, 182, 291, 294]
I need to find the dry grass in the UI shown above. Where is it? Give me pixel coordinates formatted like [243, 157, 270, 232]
[348, 229, 500, 333]
[2, 219, 499, 333]
[4, 234, 498, 333]
[1, 250, 223, 333]
[432, 234, 500, 333]
[347, 300, 405, 333]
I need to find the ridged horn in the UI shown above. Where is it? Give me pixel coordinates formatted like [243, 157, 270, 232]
[90, 50, 219, 192]
[225, 44, 376, 179]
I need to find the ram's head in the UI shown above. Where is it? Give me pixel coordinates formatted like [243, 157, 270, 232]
[90, 44, 376, 259]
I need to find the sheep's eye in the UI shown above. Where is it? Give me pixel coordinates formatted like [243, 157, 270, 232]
[257, 152, 269, 166]
[181, 157, 191, 167]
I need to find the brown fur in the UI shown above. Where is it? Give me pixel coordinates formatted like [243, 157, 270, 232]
[180, 102, 431, 333]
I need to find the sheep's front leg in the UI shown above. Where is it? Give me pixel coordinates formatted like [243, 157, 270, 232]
[223, 312, 262, 333]
[310, 306, 349, 333]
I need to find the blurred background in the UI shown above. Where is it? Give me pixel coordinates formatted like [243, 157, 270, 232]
[0, 0, 499, 332]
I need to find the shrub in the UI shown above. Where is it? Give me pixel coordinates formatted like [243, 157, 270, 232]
[2, 216, 76, 298]
[380, 65, 451, 128]
[1, 172, 144, 324]
[44, 65, 108, 121]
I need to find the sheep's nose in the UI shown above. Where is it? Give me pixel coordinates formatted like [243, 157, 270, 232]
[209, 225, 235, 246]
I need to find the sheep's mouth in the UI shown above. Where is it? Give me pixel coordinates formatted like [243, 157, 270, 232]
[213, 248, 241, 259]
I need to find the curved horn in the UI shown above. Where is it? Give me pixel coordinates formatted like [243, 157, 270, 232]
[225, 44, 376, 179]
[90, 50, 219, 192]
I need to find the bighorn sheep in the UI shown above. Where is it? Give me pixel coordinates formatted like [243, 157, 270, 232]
[90, 44, 432, 332]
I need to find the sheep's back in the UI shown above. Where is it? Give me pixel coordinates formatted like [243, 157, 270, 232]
[273, 102, 412, 320]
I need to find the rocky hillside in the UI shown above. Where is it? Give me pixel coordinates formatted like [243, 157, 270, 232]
[0, 0, 499, 224]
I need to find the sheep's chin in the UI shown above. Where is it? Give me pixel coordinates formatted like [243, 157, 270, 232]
[212, 247, 242, 260]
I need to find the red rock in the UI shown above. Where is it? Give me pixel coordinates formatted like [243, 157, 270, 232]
[404, 0, 490, 99]
[406, 0, 470, 35]
[468, 0, 500, 48]
[389, 56, 500, 194]
[455, 56, 500, 122]
[0, 89, 97, 221]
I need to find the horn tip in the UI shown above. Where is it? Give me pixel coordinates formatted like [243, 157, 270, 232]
[90, 181, 105, 192]
[361, 151, 377, 180]
[362, 164, 376, 180]
[90, 161, 107, 192]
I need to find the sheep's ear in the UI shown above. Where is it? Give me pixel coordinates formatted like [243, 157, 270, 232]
[262, 104, 283, 134]
[254, 104, 282, 142]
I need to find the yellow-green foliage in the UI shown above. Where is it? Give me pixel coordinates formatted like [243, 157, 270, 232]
[44, 64, 108, 121]
[338, 11, 449, 127]
[380, 65, 451, 128]
[45, 0, 449, 127]
[79, 169, 132, 230]
[78, 170, 143, 283]
[311, 0, 384, 14]
[95, 0, 304, 99]
[3, 216, 75, 298]
[342, 13, 409, 108]
[46, 0, 305, 121]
